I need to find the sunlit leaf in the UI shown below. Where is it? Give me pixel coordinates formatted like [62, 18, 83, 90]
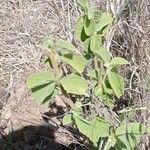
[110, 57, 129, 66]
[75, 16, 85, 40]
[60, 74, 88, 95]
[31, 82, 55, 104]
[42, 38, 54, 49]
[77, 0, 88, 9]
[61, 53, 86, 74]
[108, 71, 124, 98]
[93, 47, 112, 63]
[90, 34, 102, 52]
[83, 38, 91, 52]
[73, 114, 109, 145]
[87, 7, 94, 19]
[116, 123, 145, 149]
[55, 39, 77, 52]
[84, 17, 95, 36]
[63, 113, 73, 125]
[104, 137, 116, 150]
[27, 72, 55, 89]
[96, 12, 113, 32]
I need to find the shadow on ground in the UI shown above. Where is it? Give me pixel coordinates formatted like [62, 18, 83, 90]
[0, 124, 87, 150]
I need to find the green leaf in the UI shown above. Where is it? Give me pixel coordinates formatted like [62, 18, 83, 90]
[63, 114, 73, 125]
[31, 82, 55, 105]
[94, 10, 101, 23]
[89, 69, 99, 80]
[61, 53, 86, 74]
[87, 7, 94, 19]
[91, 117, 110, 144]
[55, 39, 77, 53]
[96, 12, 113, 32]
[84, 17, 95, 36]
[42, 38, 54, 49]
[90, 34, 102, 52]
[27, 72, 55, 89]
[93, 47, 112, 63]
[75, 16, 85, 40]
[108, 71, 124, 98]
[83, 38, 91, 52]
[73, 114, 109, 145]
[104, 137, 116, 150]
[60, 74, 88, 95]
[110, 57, 129, 66]
[116, 123, 145, 149]
[77, 0, 88, 9]
[94, 85, 114, 108]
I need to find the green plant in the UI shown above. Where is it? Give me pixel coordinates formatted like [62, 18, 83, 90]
[27, 0, 146, 149]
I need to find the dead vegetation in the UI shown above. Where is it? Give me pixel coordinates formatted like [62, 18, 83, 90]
[0, 0, 150, 149]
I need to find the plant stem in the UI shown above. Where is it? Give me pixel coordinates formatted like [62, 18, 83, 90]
[49, 50, 62, 78]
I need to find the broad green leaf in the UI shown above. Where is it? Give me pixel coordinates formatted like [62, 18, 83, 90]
[94, 10, 101, 23]
[73, 114, 109, 145]
[31, 82, 55, 104]
[27, 72, 55, 89]
[84, 17, 95, 36]
[89, 69, 99, 80]
[55, 39, 77, 52]
[90, 34, 102, 52]
[103, 80, 113, 95]
[60, 74, 88, 95]
[73, 114, 93, 140]
[77, 0, 88, 9]
[108, 71, 124, 98]
[104, 137, 116, 150]
[96, 12, 113, 32]
[83, 38, 91, 52]
[116, 123, 145, 149]
[91, 117, 110, 144]
[42, 38, 54, 49]
[110, 57, 129, 66]
[94, 85, 114, 108]
[63, 114, 73, 125]
[87, 7, 94, 19]
[61, 53, 86, 74]
[75, 16, 84, 40]
[93, 47, 112, 63]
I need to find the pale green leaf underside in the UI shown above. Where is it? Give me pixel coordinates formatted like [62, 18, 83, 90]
[60, 74, 88, 95]
[55, 39, 77, 52]
[84, 17, 95, 36]
[83, 38, 90, 52]
[111, 57, 129, 65]
[96, 12, 113, 32]
[87, 7, 94, 20]
[31, 82, 55, 104]
[90, 34, 102, 52]
[104, 138, 116, 150]
[27, 72, 55, 89]
[73, 115, 109, 144]
[75, 16, 84, 40]
[116, 123, 145, 149]
[63, 114, 73, 125]
[42, 38, 54, 49]
[108, 71, 124, 98]
[77, 0, 88, 9]
[93, 47, 111, 63]
[61, 53, 86, 74]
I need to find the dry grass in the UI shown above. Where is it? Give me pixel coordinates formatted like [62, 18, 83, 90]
[0, 0, 149, 149]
